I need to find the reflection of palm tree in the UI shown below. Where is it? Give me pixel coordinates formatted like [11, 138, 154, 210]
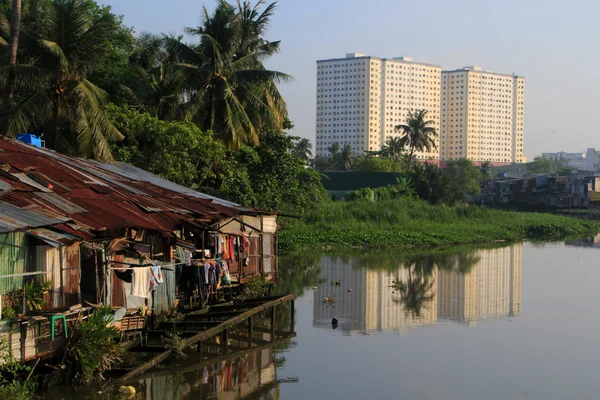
[435, 252, 481, 273]
[392, 265, 435, 318]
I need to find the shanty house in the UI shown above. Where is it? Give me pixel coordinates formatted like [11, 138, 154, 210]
[0, 137, 278, 360]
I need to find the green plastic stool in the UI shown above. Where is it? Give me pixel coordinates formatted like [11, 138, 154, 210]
[42, 314, 68, 340]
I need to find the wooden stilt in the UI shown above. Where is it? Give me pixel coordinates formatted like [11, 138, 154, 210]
[290, 300, 295, 332]
[247, 316, 253, 348]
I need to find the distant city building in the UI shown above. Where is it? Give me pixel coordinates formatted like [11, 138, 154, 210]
[541, 148, 600, 171]
[315, 53, 441, 160]
[440, 66, 526, 163]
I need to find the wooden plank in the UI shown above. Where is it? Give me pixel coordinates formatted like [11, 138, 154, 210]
[159, 321, 223, 329]
[182, 294, 295, 349]
[185, 311, 245, 319]
[113, 294, 296, 385]
[204, 301, 270, 312]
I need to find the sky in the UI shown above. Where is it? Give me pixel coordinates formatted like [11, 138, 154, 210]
[101, 0, 600, 160]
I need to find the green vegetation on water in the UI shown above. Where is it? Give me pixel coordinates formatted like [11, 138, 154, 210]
[280, 198, 600, 252]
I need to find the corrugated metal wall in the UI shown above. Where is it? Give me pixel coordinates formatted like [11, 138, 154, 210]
[0, 232, 27, 296]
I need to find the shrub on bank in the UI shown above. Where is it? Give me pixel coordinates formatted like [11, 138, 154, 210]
[280, 199, 600, 251]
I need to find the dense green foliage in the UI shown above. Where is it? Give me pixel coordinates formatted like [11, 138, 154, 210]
[0, 0, 127, 161]
[214, 132, 328, 212]
[0, 0, 291, 158]
[442, 158, 483, 203]
[279, 198, 600, 252]
[0, 336, 38, 399]
[529, 155, 573, 174]
[62, 306, 122, 384]
[352, 156, 405, 172]
[106, 104, 227, 188]
[529, 156, 554, 174]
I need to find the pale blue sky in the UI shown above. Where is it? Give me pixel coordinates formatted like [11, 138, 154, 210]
[102, 0, 600, 160]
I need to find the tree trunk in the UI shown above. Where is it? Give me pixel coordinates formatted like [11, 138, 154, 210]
[407, 147, 415, 170]
[7, 0, 21, 66]
[3, 0, 22, 133]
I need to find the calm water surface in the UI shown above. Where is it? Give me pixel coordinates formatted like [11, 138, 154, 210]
[43, 241, 600, 400]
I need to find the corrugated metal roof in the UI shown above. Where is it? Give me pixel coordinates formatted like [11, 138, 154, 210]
[34, 192, 87, 214]
[11, 173, 53, 192]
[0, 180, 13, 192]
[105, 162, 242, 207]
[27, 228, 79, 246]
[0, 138, 273, 238]
[0, 201, 70, 233]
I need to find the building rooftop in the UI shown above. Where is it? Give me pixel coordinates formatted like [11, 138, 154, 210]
[0, 138, 271, 239]
[317, 54, 441, 68]
[442, 66, 524, 78]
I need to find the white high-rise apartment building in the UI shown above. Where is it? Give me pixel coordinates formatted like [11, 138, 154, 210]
[440, 67, 525, 163]
[315, 53, 441, 160]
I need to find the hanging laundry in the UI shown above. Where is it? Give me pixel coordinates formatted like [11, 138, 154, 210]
[183, 249, 192, 266]
[131, 267, 151, 298]
[221, 234, 228, 258]
[149, 266, 163, 292]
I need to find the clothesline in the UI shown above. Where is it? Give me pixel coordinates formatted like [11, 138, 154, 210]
[108, 266, 174, 271]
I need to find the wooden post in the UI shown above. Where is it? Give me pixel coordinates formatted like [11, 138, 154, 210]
[222, 328, 228, 354]
[270, 306, 276, 340]
[290, 300, 295, 332]
[247, 316, 253, 348]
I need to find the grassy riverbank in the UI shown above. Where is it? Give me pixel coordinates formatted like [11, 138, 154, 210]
[279, 198, 600, 252]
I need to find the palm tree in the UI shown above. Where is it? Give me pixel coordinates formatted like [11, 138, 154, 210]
[380, 136, 404, 162]
[327, 142, 340, 169]
[164, 0, 290, 148]
[294, 137, 312, 163]
[125, 33, 188, 121]
[6, 0, 20, 65]
[394, 109, 438, 170]
[3, 0, 21, 119]
[1, 0, 123, 161]
[234, 0, 280, 59]
[479, 161, 493, 179]
[409, 162, 445, 204]
[337, 144, 353, 171]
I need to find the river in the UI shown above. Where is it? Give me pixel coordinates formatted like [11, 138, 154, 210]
[42, 241, 600, 400]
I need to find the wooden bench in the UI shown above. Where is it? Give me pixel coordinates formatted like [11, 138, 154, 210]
[119, 315, 146, 342]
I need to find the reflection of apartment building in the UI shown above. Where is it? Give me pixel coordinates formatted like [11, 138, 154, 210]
[314, 257, 437, 334]
[315, 53, 441, 160]
[437, 245, 522, 324]
[313, 257, 368, 333]
[313, 245, 522, 332]
[366, 268, 437, 332]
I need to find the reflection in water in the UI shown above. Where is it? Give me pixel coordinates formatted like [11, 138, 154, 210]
[137, 343, 280, 399]
[313, 245, 522, 333]
[565, 233, 600, 248]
